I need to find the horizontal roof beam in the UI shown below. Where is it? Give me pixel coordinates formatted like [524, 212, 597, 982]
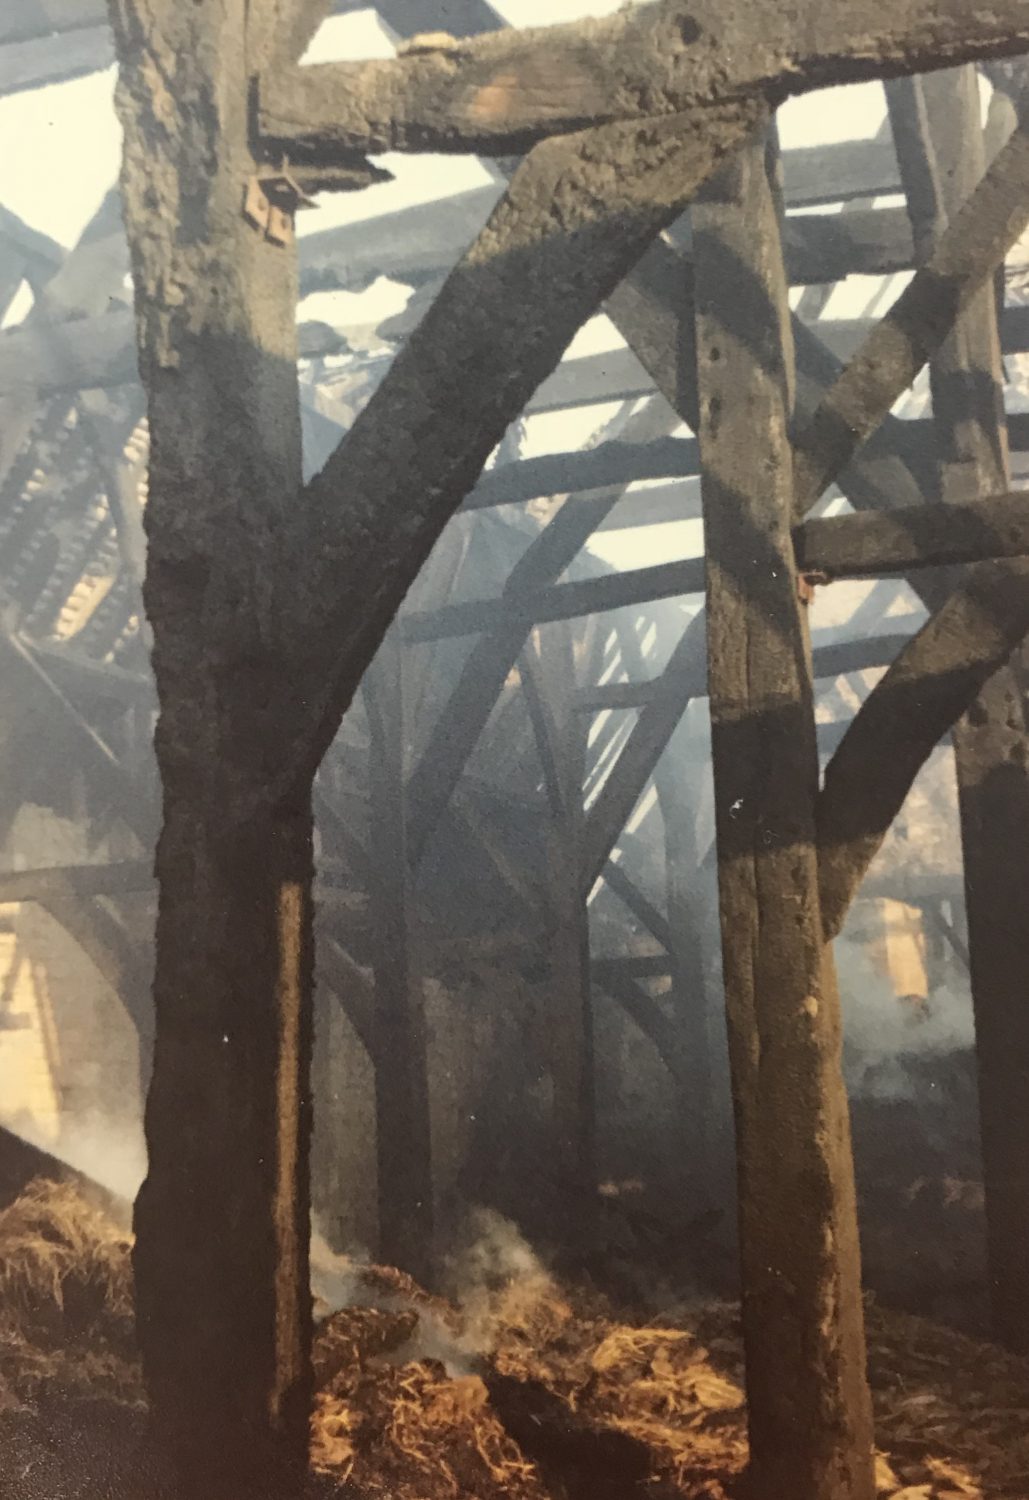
[258, 0, 1029, 157]
[796, 490, 1029, 578]
[576, 630, 915, 710]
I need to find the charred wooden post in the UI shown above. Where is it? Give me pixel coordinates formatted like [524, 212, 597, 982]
[889, 65, 1029, 1355]
[365, 626, 435, 1286]
[107, 3, 330, 1493]
[523, 620, 596, 1231]
[694, 136, 874, 1499]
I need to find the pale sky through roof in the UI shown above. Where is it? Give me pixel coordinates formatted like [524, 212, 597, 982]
[0, 7, 918, 582]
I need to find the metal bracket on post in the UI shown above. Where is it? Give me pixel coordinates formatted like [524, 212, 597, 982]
[797, 570, 829, 605]
[243, 164, 316, 246]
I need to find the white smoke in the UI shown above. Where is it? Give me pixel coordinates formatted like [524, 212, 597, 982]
[1, 1109, 146, 1205]
[837, 939, 975, 1099]
[310, 1206, 556, 1377]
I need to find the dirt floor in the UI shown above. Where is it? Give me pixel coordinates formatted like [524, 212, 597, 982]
[3, 1179, 1029, 1500]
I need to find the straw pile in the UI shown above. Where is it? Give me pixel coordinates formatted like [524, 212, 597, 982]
[4, 1178, 1029, 1499]
[0, 1177, 139, 1414]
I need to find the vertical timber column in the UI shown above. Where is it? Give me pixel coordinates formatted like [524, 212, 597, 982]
[109, 2, 319, 1493]
[889, 67, 1029, 1354]
[693, 136, 875, 1500]
[525, 621, 595, 1236]
[613, 616, 711, 1201]
[366, 626, 435, 1286]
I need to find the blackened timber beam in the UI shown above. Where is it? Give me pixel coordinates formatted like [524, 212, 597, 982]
[0, 859, 153, 903]
[796, 491, 1029, 578]
[0, 205, 64, 274]
[300, 168, 918, 309]
[0, 307, 348, 399]
[296, 166, 910, 300]
[592, 953, 673, 983]
[16, 638, 153, 705]
[0, 25, 113, 95]
[401, 555, 706, 643]
[594, 968, 685, 1081]
[781, 138, 900, 208]
[464, 437, 697, 510]
[783, 204, 910, 271]
[0, 2, 108, 44]
[600, 861, 673, 951]
[373, 0, 505, 40]
[181, 95, 776, 818]
[17, 297, 1029, 415]
[793, 99, 1029, 514]
[316, 934, 374, 1059]
[602, 230, 940, 511]
[576, 630, 914, 711]
[41, 893, 153, 1087]
[258, 0, 1029, 158]
[694, 137, 873, 1499]
[574, 242, 941, 899]
[0, 626, 156, 847]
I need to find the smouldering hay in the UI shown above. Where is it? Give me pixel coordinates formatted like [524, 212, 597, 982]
[5, 1180, 1029, 1499]
[0, 1178, 140, 1409]
[311, 1316, 547, 1498]
[311, 1267, 1029, 1500]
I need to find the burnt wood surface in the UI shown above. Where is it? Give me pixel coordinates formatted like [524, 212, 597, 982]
[695, 137, 874, 1500]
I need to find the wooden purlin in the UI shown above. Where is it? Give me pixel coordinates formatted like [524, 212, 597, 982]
[0, 0, 367, 97]
[294, 149, 912, 299]
[0, 24, 112, 96]
[0, 3, 109, 46]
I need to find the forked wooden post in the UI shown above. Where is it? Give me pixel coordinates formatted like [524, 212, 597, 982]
[693, 135, 875, 1499]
